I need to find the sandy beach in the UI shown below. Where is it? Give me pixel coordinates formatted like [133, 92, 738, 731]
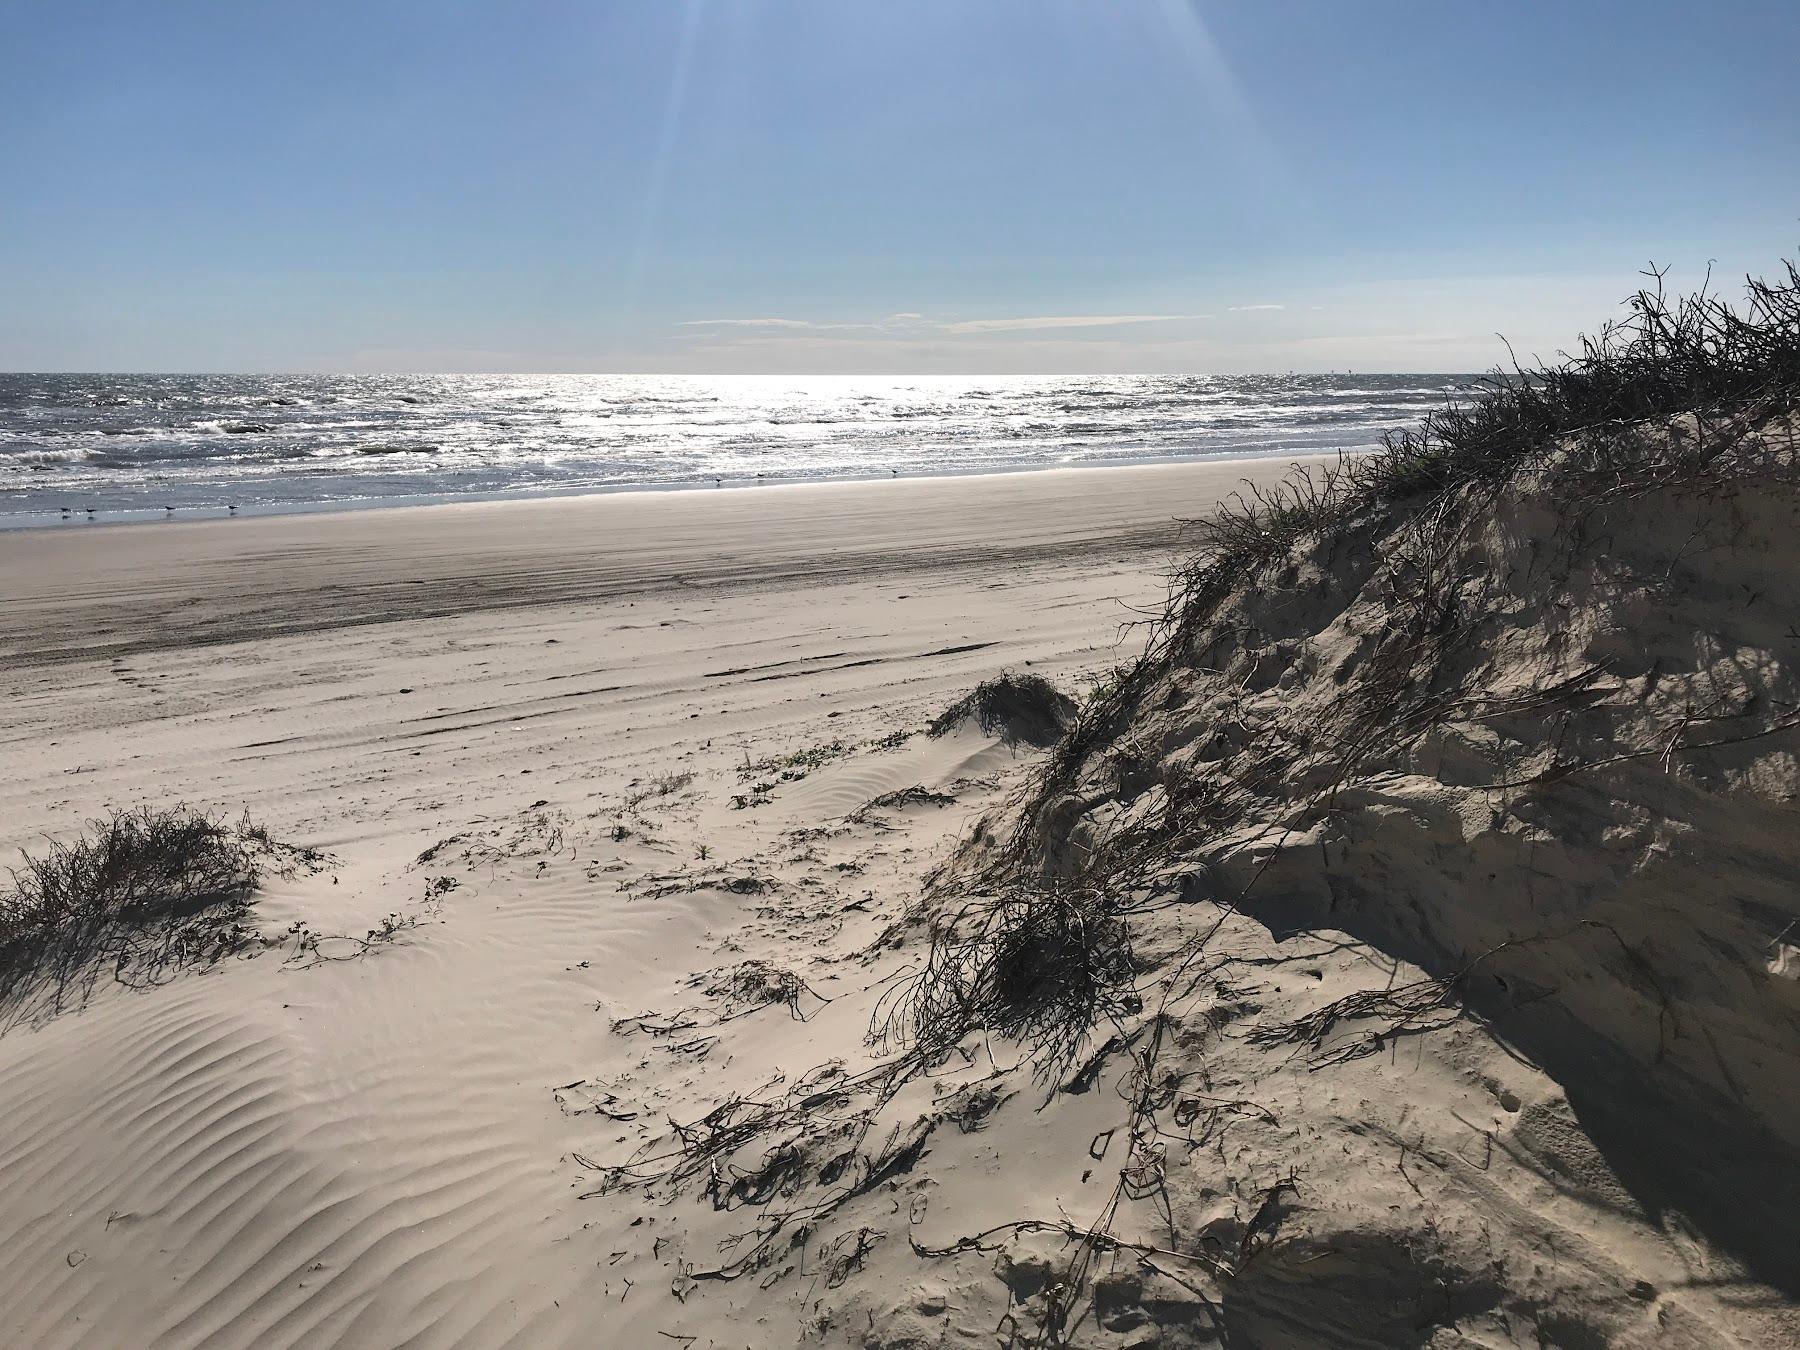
[6, 410, 1799, 1349]
[0, 458, 1306, 1346]
[0, 460, 1319, 845]
[9, 1, 1796, 1341]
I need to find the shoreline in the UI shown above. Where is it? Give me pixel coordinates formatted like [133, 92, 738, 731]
[0, 443, 1361, 532]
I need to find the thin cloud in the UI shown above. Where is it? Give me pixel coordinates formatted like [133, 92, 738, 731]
[678, 317, 817, 329]
[1293, 331, 1475, 347]
[676, 312, 1210, 338]
[943, 313, 1205, 334]
[1228, 304, 1286, 312]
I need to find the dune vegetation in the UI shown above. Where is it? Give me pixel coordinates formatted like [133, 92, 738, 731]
[0, 807, 261, 1024]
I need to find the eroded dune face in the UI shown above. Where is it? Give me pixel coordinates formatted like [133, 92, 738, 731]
[1001, 412, 1800, 1336]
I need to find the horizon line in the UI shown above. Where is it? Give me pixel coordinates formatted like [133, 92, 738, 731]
[0, 368, 1486, 379]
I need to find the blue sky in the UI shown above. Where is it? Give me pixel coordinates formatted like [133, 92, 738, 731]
[2, 0, 1794, 373]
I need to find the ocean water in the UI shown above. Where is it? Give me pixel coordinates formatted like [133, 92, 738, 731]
[0, 373, 1474, 527]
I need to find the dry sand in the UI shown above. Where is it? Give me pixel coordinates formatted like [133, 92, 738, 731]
[0, 459, 1306, 1347]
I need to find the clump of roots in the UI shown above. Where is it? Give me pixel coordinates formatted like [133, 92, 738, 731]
[876, 885, 1140, 1080]
[719, 959, 819, 1018]
[930, 672, 1077, 747]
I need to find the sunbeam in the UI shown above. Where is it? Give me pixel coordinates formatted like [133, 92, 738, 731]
[1149, 0, 1306, 220]
[627, 0, 706, 303]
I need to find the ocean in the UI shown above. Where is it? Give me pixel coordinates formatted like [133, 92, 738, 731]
[0, 372, 1474, 527]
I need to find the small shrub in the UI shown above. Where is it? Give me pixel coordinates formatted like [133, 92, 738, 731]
[0, 807, 261, 1019]
[929, 673, 1077, 747]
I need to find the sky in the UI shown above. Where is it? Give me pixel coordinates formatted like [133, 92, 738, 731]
[2, 0, 1795, 374]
